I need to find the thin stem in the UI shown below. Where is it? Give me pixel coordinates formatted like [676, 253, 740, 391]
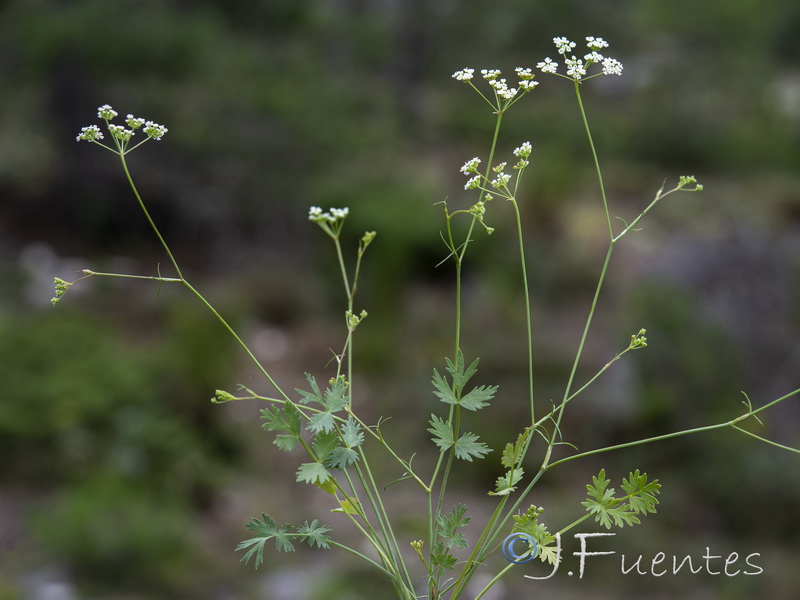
[119, 154, 184, 280]
[574, 82, 613, 240]
[509, 198, 535, 423]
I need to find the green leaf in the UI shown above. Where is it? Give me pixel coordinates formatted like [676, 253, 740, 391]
[489, 467, 524, 496]
[323, 375, 349, 413]
[431, 542, 457, 573]
[436, 504, 471, 550]
[501, 429, 531, 469]
[296, 520, 332, 549]
[459, 384, 497, 411]
[341, 417, 364, 448]
[326, 446, 360, 469]
[261, 401, 302, 451]
[453, 431, 491, 461]
[296, 373, 323, 405]
[444, 350, 479, 394]
[512, 505, 558, 565]
[582, 469, 660, 529]
[428, 414, 455, 451]
[236, 514, 333, 569]
[307, 411, 335, 434]
[621, 470, 661, 515]
[312, 430, 339, 463]
[296, 462, 332, 485]
[237, 513, 295, 568]
[432, 369, 458, 406]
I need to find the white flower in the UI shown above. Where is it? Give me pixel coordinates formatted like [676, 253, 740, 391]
[126, 114, 145, 129]
[108, 124, 134, 142]
[601, 57, 623, 76]
[515, 67, 534, 79]
[452, 68, 474, 81]
[464, 175, 480, 190]
[584, 51, 604, 64]
[308, 206, 323, 220]
[330, 207, 349, 219]
[460, 157, 481, 175]
[565, 57, 586, 79]
[537, 57, 558, 74]
[493, 162, 507, 172]
[481, 68, 501, 80]
[491, 172, 511, 189]
[513, 141, 532, 158]
[490, 78, 517, 100]
[519, 79, 539, 91]
[586, 36, 609, 50]
[553, 37, 576, 55]
[76, 124, 103, 142]
[143, 120, 168, 140]
[97, 104, 117, 120]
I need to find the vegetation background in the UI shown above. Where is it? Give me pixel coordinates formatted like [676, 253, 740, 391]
[0, 1, 798, 598]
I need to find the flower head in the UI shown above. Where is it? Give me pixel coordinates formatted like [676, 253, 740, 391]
[126, 114, 145, 129]
[76, 124, 104, 142]
[452, 68, 474, 81]
[460, 157, 481, 175]
[601, 57, 623, 76]
[586, 36, 609, 50]
[97, 104, 118, 120]
[537, 57, 558, 74]
[464, 175, 480, 190]
[513, 141, 532, 158]
[481, 69, 501, 81]
[553, 37, 576, 55]
[108, 124, 134, 142]
[143, 120, 168, 140]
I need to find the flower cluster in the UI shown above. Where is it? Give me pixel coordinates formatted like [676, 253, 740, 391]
[452, 66, 539, 107]
[536, 36, 623, 81]
[51, 277, 72, 306]
[308, 206, 349, 223]
[76, 105, 168, 153]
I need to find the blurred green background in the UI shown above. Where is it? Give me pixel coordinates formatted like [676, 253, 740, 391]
[1, 1, 799, 598]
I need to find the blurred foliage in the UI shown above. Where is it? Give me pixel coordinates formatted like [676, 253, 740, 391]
[1, 0, 799, 598]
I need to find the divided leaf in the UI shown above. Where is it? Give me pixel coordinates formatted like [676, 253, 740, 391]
[582, 469, 660, 529]
[432, 352, 497, 411]
[261, 401, 302, 451]
[237, 513, 332, 569]
[427, 415, 491, 461]
[512, 505, 558, 566]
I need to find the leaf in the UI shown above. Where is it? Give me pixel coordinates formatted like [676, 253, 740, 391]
[312, 430, 339, 464]
[333, 495, 361, 515]
[296, 462, 332, 485]
[296, 520, 332, 549]
[296, 373, 323, 405]
[237, 514, 333, 569]
[444, 350, 479, 394]
[582, 469, 660, 529]
[453, 431, 491, 461]
[428, 414, 455, 451]
[261, 402, 302, 451]
[431, 542, 457, 573]
[512, 505, 558, 566]
[307, 411, 336, 434]
[326, 446, 360, 469]
[236, 513, 295, 568]
[341, 417, 364, 448]
[489, 467, 524, 496]
[501, 429, 532, 469]
[459, 384, 498, 411]
[323, 375, 349, 413]
[436, 504, 471, 550]
[432, 369, 458, 406]
[621, 470, 661, 515]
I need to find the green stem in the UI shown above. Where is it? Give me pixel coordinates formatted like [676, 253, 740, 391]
[509, 198, 535, 423]
[574, 82, 612, 239]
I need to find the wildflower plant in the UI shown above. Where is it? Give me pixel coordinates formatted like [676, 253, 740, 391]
[54, 35, 799, 600]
